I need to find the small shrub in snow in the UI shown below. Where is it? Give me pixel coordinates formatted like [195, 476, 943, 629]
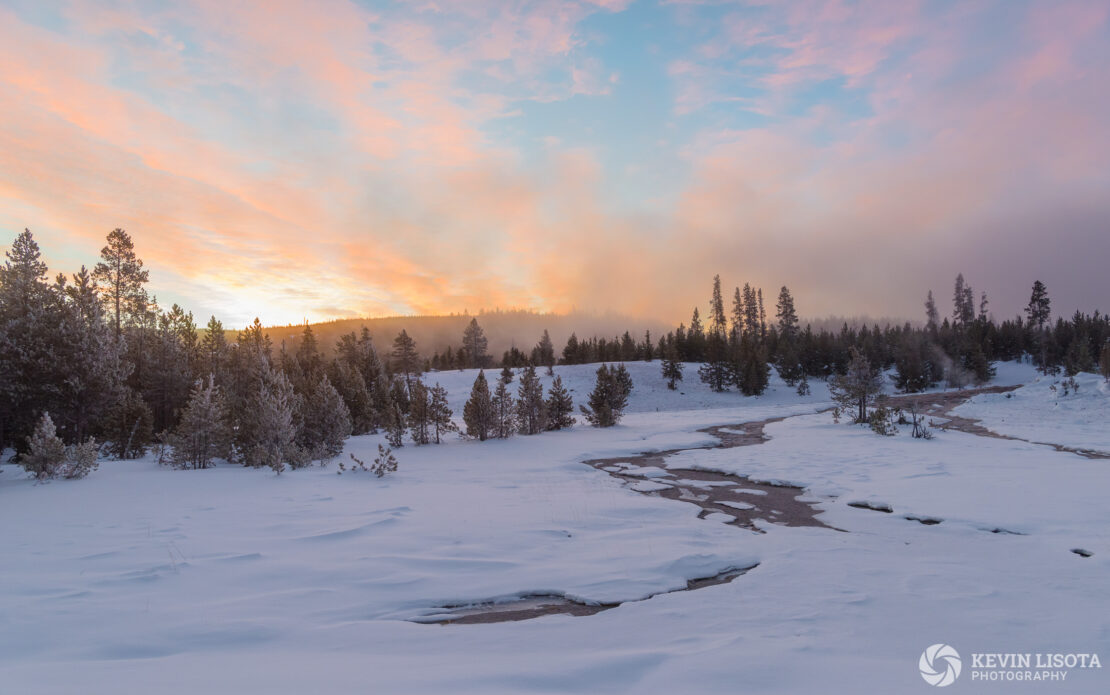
[341, 445, 398, 477]
[868, 405, 897, 436]
[830, 348, 884, 424]
[23, 413, 99, 480]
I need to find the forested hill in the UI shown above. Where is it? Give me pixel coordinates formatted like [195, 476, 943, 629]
[248, 310, 673, 360]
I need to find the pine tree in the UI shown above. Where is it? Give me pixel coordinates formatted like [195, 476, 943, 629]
[544, 375, 575, 430]
[686, 308, 706, 362]
[491, 378, 514, 439]
[102, 389, 154, 460]
[167, 376, 232, 470]
[699, 275, 731, 391]
[924, 290, 939, 332]
[500, 365, 514, 384]
[0, 230, 67, 451]
[463, 370, 493, 441]
[200, 316, 230, 385]
[829, 347, 884, 423]
[462, 318, 489, 368]
[239, 364, 302, 473]
[391, 329, 420, 380]
[952, 273, 975, 328]
[23, 412, 67, 480]
[1026, 280, 1051, 373]
[297, 374, 352, 461]
[428, 383, 457, 443]
[514, 364, 546, 435]
[535, 330, 556, 374]
[773, 286, 803, 385]
[91, 228, 149, 339]
[408, 379, 431, 445]
[580, 364, 630, 427]
[662, 344, 684, 389]
[734, 336, 770, 396]
[1100, 343, 1110, 382]
[328, 358, 375, 435]
[384, 385, 406, 448]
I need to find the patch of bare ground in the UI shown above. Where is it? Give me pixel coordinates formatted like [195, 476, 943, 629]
[887, 385, 1110, 460]
[585, 417, 839, 532]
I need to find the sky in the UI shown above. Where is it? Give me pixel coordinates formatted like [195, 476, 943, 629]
[1, 0, 1108, 328]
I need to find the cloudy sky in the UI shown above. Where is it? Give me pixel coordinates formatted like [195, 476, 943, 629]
[1, 0, 1107, 327]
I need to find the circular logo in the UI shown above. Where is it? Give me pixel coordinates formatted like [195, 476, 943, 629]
[919, 644, 962, 687]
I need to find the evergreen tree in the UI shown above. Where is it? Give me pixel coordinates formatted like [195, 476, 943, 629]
[514, 364, 547, 435]
[662, 344, 684, 389]
[1100, 343, 1110, 382]
[101, 389, 154, 459]
[773, 286, 803, 385]
[384, 384, 407, 448]
[535, 329, 556, 374]
[544, 375, 575, 430]
[23, 412, 66, 479]
[199, 316, 230, 385]
[462, 318, 489, 368]
[829, 347, 884, 423]
[463, 370, 493, 441]
[686, 308, 706, 361]
[167, 376, 232, 470]
[500, 365, 514, 384]
[91, 228, 149, 339]
[391, 329, 420, 380]
[1026, 280, 1052, 373]
[491, 378, 514, 439]
[408, 379, 431, 445]
[699, 275, 731, 391]
[924, 290, 939, 332]
[328, 358, 376, 435]
[734, 336, 770, 396]
[428, 383, 456, 443]
[952, 273, 975, 328]
[562, 332, 579, 364]
[0, 230, 67, 450]
[297, 374, 352, 460]
[238, 364, 303, 473]
[580, 364, 630, 427]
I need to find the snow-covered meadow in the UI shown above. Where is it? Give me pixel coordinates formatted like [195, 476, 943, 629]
[2, 361, 1108, 693]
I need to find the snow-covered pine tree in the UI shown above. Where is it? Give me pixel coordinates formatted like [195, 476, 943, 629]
[297, 374, 352, 461]
[829, 347, 884, 423]
[544, 375, 575, 430]
[167, 376, 232, 470]
[514, 364, 546, 435]
[23, 412, 67, 480]
[463, 370, 493, 441]
[239, 364, 302, 473]
[492, 378, 514, 439]
[428, 383, 457, 443]
[462, 318, 489, 369]
[328, 358, 376, 435]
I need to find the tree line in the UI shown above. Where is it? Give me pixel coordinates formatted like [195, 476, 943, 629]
[3, 227, 1107, 476]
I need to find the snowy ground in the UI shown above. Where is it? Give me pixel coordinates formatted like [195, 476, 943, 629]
[2, 361, 1107, 694]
